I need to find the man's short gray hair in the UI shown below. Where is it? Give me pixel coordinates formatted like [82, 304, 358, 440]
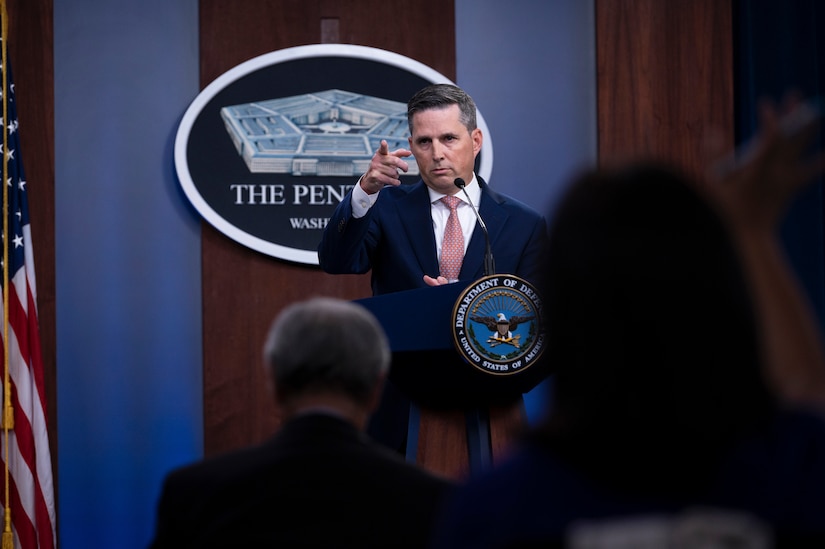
[407, 83, 478, 135]
[263, 297, 391, 404]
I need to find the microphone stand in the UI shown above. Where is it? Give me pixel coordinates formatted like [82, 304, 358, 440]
[454, 178, 495, 276]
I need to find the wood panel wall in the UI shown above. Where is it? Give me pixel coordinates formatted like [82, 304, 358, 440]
[199, 0, 456, 456]
[596, 0, 734, 176]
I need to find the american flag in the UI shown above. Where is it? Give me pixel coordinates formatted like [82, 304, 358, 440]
[0, 48, 57, 549]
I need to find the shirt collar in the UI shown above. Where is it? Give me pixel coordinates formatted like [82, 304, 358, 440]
[428, 173, 481, 207]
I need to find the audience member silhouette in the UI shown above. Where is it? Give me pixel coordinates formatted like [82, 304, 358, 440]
[432, 100, 825, 548]
[150, 297, 453, 548]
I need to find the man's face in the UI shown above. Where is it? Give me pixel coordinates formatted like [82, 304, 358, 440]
[408, 104, 483, 195]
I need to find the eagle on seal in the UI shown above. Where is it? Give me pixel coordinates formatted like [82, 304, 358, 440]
[470, 312, 534, 333]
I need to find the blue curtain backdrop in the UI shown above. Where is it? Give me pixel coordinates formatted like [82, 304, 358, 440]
[735, 0, 825, 325]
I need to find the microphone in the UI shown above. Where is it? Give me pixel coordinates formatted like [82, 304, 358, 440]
[454, 178, 495, 276]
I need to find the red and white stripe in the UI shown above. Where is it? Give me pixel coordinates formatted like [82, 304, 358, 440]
[0, 222, 56, 548]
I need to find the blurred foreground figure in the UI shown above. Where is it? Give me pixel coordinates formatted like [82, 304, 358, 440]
[150, 297, 452, 549]
[432, 100, 825, 548]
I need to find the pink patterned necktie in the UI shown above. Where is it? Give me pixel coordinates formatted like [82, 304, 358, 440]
[439, 195, 464, 281]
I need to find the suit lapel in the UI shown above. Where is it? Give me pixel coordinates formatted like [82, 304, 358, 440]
[396, 182, 439, 276]
[461, 178, 508, 279]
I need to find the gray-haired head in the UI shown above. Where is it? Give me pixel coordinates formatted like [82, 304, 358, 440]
[407, 83, 478, 135]
[263, 297, 390, 406]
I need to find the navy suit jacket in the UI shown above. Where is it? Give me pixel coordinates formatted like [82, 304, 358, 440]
[318, 177, 548, 295]
[150, 414, 453, 548]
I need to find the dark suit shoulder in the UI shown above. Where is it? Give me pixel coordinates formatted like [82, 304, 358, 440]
[152, 413, 453, 548]
[373, 179, 428, 204]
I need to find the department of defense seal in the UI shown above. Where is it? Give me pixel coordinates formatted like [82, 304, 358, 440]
[451, 274, 545, 375]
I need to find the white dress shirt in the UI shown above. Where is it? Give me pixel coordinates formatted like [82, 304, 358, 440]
[350, 174, 482, 262]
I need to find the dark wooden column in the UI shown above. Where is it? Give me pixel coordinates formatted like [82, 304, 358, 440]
[199, 0, 456, 457]
[596, 0, 735, 176]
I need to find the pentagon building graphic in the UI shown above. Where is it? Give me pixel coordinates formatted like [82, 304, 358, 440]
[220, 89, 420, 177]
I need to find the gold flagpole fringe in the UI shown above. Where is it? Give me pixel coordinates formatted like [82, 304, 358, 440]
[0, 0, 10, 432]
[0, 407, 10, 431]
[1, 527, 10, 549]
[0, 1, 14, 547]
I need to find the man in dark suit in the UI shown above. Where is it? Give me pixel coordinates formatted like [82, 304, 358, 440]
[149, 297, 453, 548]
[318, 83, 548, 295]
[318, 84, 549, 460]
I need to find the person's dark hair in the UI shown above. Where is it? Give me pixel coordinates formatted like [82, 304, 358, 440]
[535, 162, 776, 497]
[263, 297, 390, 405]
[407, 83, 477, 134]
